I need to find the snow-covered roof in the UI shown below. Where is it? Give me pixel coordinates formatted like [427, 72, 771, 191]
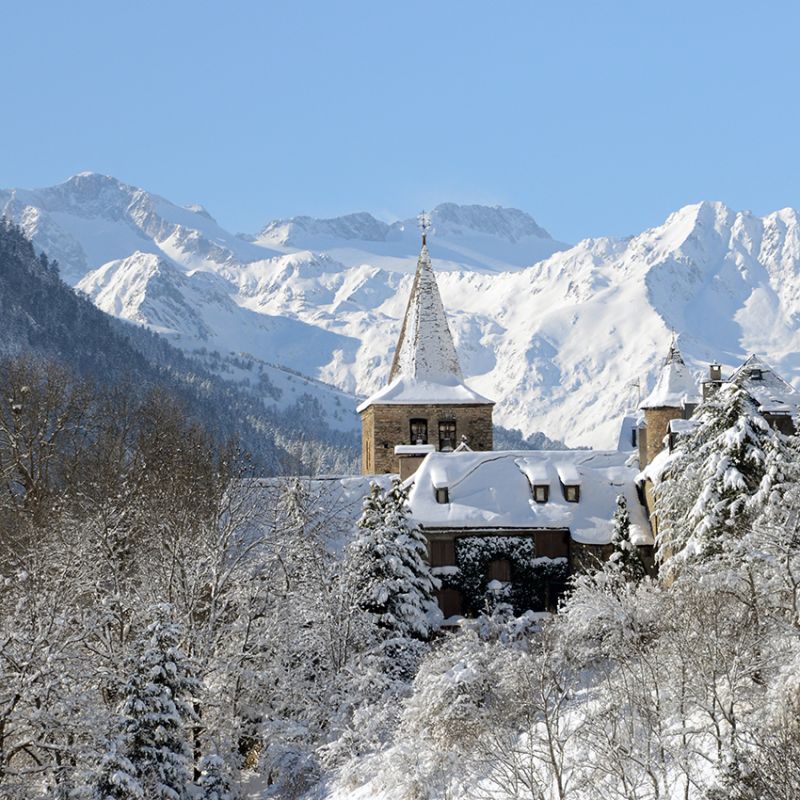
[357, 374, 492, 411]
[555, 463, 581, 486]
[640, 341, 700, 410]
[358, 240, 494, 412]
[616, 413, 642, 452]
[407, 450, 653, 547]
[668, 418, 698, 435]
[394, 444, 436, 455]
[731, 354, 800, 415]
[636, 447, 678, 488]
[515, 458, 550, 484]
[390, 241, 463, 383]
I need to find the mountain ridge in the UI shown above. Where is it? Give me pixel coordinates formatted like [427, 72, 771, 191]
[5, 173, 800, 449]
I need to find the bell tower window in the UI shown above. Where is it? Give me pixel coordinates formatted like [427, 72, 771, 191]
[410, 418, 428, 445]
[439, 420, 457, 452]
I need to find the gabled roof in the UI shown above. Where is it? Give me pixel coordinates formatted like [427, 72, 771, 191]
[406, 450, 653, 546]
[358, 240, 494, 412]
[730, 354, 800, 414]
[640, 340, 700, 410]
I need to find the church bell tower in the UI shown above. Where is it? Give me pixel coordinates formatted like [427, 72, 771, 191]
[357, 213, 494, 476]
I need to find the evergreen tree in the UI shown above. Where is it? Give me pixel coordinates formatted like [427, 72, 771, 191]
[656, 382, 796, 576]
[120, 605, 199, 800]
[608, 494, 646, 582]
[90, 740, 143, 800]
[196, 754, 239, 800]
[348, 480, 440, 641]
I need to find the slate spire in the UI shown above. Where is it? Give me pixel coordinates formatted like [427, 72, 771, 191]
[640, 337, 700, 409]
[389, 235, 463, 383]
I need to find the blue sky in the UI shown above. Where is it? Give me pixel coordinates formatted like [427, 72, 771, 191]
[2, 1, 799, 242]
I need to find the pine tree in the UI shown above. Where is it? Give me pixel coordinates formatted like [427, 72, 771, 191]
[90, 740, 143, 800]
[383, 479, 441, 639]
[656, 382, 796, 576]
[196, 753, 239, 800]
[608, 494, 646, 582]
[348, 479, 440, 641]
[120, 605, 199, 800]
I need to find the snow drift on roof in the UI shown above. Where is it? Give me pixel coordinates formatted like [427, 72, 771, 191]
[731, 354, 800, 415]
[640, 341, 700, 409]
[408, 450, 653, 547]
[357, 374, 493, 411]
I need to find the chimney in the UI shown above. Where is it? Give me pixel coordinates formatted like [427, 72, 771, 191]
[703, 362, 722, 400]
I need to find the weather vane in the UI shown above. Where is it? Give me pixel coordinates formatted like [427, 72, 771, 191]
[417, 210, 431, 245]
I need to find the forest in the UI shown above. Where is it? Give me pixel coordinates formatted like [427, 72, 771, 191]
[1, 362, 800, 800]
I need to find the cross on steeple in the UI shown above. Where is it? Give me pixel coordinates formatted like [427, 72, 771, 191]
[417, 210, 432, 245]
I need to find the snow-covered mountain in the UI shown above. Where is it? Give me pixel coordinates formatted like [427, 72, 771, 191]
[0, 172, 276, 284]
[5, 173, 800, 449]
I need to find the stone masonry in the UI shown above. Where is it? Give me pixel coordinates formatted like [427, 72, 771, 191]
[361, 402, 494, 474]
[643, 406, 684, 467]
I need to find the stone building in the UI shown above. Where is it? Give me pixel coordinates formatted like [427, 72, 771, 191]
[356, 232, 654, 618]
[636, 340, 700, 470]
[358, 235, 494, 478]
[406, 448, 653, 617]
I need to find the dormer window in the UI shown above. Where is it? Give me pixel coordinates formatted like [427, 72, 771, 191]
[410, 418, 428, 445]
[439, 421, 457, 452]
[435, 487, 449, 504]
[533, 485, 549, 503]
[564, 485, 580, 503]
[555, 464, 581, 503]
[751, 369, 763, 381]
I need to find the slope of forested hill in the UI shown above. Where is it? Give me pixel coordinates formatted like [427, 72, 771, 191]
[0, 218, 359, 473]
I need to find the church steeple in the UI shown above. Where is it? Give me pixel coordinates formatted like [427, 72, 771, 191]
[357, 214, 494, 475]
[389, 236, 463, 383]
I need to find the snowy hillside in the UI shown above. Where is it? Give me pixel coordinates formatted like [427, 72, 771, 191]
[6, 174, 800, 448]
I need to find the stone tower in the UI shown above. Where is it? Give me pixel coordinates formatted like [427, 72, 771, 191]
[638, 339, 700, 467]
[358, 233, 494, 476]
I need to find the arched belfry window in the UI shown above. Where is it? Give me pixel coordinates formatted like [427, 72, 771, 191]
[439, 420, 457, 452]
[410, 418, 428, 445]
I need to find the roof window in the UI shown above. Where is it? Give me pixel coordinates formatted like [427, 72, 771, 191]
[564, 485, 580, 503]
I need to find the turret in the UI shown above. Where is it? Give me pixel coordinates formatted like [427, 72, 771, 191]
[638, 339, 700, 467]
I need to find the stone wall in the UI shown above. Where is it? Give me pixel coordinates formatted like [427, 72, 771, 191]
[360, 402, 494, 475]
[643, 406, 684, 467]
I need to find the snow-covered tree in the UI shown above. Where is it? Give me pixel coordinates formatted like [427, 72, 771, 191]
[89, 740, 143, 800]
[656, 383, 796, 576]
[196, 753, 239, 800]
[608, 494, 646, 582]
[347, 479, 440, 641]
[119, 606, 198, 800]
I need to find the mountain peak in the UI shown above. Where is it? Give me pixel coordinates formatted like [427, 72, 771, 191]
[426, 203, 553, 242]
[258, 211, 390, 245]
